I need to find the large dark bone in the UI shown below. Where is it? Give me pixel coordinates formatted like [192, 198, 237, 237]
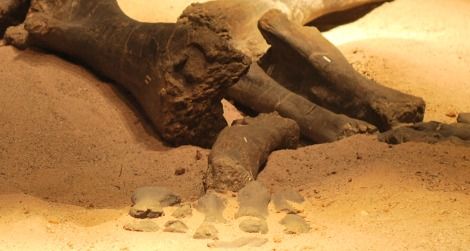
[22, 0, 250, 147]
[258, 10, 425, 131]
[205, 113, 299, 191]
[227, 64, 377, 143]
[0, 0, 30, 37]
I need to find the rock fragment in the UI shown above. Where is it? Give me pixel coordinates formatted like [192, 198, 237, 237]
[123, 220, 160, 232]
[239, 217, 268, 234]
[272, 188, 305, 214]
[280, 214, 311, 234]
[172, 204, 193, 219]
[235, 181, 271, 219]
[129, 186, 181, 219]
[163, 220, 189, 233]
[196, 192, 226, 223]
[193, 223, 219, 240]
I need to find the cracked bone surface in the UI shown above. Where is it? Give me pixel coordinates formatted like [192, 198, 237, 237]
[22, 0, 250, 147]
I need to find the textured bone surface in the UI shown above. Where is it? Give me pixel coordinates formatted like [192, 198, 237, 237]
[22, 0, 250, 147]
[3, 23, 28, 49]
[205, 112, 299, 192]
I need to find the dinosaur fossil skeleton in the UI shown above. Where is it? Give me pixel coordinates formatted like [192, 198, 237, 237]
[3, 0, 463, 191]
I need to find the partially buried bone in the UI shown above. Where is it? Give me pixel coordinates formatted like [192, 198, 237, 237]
[205, 112, 299, 192]
[21, 0, 250, 147]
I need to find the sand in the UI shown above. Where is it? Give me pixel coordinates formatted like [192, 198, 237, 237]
[0, 0, 469, 250]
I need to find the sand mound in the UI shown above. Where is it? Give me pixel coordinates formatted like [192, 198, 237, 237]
[0, 0, 469, 250]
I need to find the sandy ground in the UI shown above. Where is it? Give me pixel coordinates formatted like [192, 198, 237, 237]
[0, 0, 469, 250]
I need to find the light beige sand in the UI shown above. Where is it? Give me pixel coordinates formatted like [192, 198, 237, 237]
[0, 0, 469, 250]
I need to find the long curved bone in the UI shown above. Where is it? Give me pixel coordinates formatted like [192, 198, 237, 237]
[227, 64, 377, 143]
[258, 10, 425, 130]
[21, 0, 250, 147]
